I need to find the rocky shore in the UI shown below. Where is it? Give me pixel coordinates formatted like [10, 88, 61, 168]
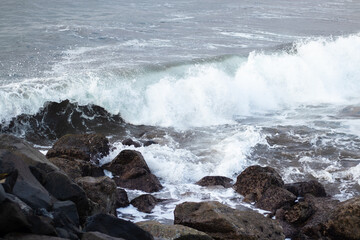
[0, 132, 359, 240]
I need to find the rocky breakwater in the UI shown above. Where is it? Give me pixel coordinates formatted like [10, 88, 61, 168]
[233, 165, 360, 240]
[0, 134, 155, 240]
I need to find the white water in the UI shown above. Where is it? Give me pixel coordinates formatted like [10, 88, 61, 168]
[1, 34, 360, 128]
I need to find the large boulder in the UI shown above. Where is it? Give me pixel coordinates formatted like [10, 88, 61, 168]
[46, 134, 110, 162]
[103, 150, 162, 193]
[324, 196, 360, 240]
[233, 165, 284, 202]
[137, 221, 214, 240]
[0, 200, 32, 235]
[83, 213, 154, 240]
[256, 186, 296, 212]
[174, 201, 285, 240]
[195, 176, 233, 188]
[75, 176, 117, 215]
[48, 157, 104, 180]
[284, 180, 327, 197]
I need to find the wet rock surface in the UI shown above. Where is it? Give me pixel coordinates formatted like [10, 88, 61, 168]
[195, 176, 233, 188]
[115, 188, 129, 208]
[130, 194, 158, 213]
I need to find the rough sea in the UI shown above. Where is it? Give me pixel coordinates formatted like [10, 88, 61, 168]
[1, 0, 360, 223]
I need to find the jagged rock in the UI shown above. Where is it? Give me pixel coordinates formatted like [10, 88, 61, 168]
[0, 200, 31, 235]
[130, 194, 157, 213]
[122, 139, 141, 148]
[26, 215, 57, 236]
[1, 169, 18, 193]
[103, 150, 162, 193]
[174, 201, 285, 240]
[0, 185, 6, 203]
[325, 196, 360, 240]
[137, 221, 214, 240]
[142, 140, 157, 147]
[48, 157, 104, 180]
[75, 176, 117, 215]
[52, 210, 82, 240]
[53, 201, 80, 227]
[46, 134, 110, 162]
[81, 232, 126, 240]
[256, 186, 296, 211]
[115, 188, 129, 208]
[284, 201, 315, 224]
[284, 180, 327, 197]
[233, 165, 284, 202]
[196, 176, 233, 188]
[83, 213, 154, 240]
[4, 233, 67, 239]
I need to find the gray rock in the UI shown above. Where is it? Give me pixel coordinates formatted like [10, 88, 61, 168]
[53, 200, 80, 226]
[81, 231, 126, 240]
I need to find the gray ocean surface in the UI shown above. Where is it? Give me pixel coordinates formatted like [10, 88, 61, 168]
[1, 0, 360, 222]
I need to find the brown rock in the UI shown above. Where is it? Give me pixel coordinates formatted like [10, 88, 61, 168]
[284, 201, 315, 224]
[233, 165, 284, 202]
[75, 176, 117, 215]
[284, 180, 327, 197]
[325, 196, 360, 240]
[46, 134, 109, 162]
[81, 231, 125, 240]
[256, 186, 296, 211]
[196, 176, 233, 188]
[130, 194, 157, 213]
[122, 139, 141, 148]
[103, 150, 162, 193]
[137, 221, 214, 240]
[48, 157, 104, 180]
[174, 201, 285, 240]
[115, 188, 129, 208]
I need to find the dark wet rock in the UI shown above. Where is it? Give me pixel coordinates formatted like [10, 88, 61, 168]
[1, 169, 18, 193]
[0, 100, 125, 144]
[300, 194, 339, 239]
[0, 200, 32, 235]
[142, 140, 157, 147]
[122, 138, 141, 148]
[137, 221, 214, 240]
[0, 149, 52, 210]
[4, 233, 67, 240]
[174, 201, 285, 240]
[115, 188, 129, 208]
[324, 196, 360, 240]
[81, 231, 126, 240]
[103, 150, 162, 193]
[284, 180, 327, 197]
[284, 201, 315, 224]
[83, 213, 154, 240]
[48, 157, 104, 180]
[52, 210, 82, 240]
[75, 176, 117, 215]
[256, 186, 297, 211]
[0, 185, 6, 203]
[26, 215, 57, 236]
[130, 194, 157, 213]
[46, 134, 110, 162]
[233, 165, 284, 202]
[53, 200, 80, 227]
[196, 176, 233, 188]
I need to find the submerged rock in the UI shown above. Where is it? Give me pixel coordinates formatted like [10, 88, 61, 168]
[284, 180, 327, 197]
[233, 165, 284, 202]
[196, 176, 233, 188]
[137, 221, 214, 240]
[46, 134, 110, 163]
[103, 150, 162, 193]
[122, 138, 141, 148]
[174, 201, 285, 240]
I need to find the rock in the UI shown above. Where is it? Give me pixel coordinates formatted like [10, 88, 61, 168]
[53, 201, 80, 226]
[81, 232, 126, 240]
[75, 176, 117, 215]
[48, 157, 104, 180]
[325, 196, 360, 240]
[283, 201, 315, 224]
[137, 221, 214, 240]
[284, 180, 327, 197]
[115, 188, 129, 208]
[0, 200, 32, 235]
[26, 215, 57, 236]
[1, 169, 18, 193]
[174, 201, 285, 240]
[122, 139, 141, 148]
[233, 165, 284, 202]
[0, 185, 6, 203]
[0, 149, 52, 210]
[4, 233, 67, 240]
[52, 210, 82, 240]
[142, 141, 157, 147]
[256, 186, 297, 211]
[196, 176, 233, 188]
[130, 194, 157, 213]
[46, 134, 110, 162]
[103, 150, 162, 193]
[83, 213, 154, 240]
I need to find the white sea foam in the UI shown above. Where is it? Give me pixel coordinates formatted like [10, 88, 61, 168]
[1, 34, 360, 128]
